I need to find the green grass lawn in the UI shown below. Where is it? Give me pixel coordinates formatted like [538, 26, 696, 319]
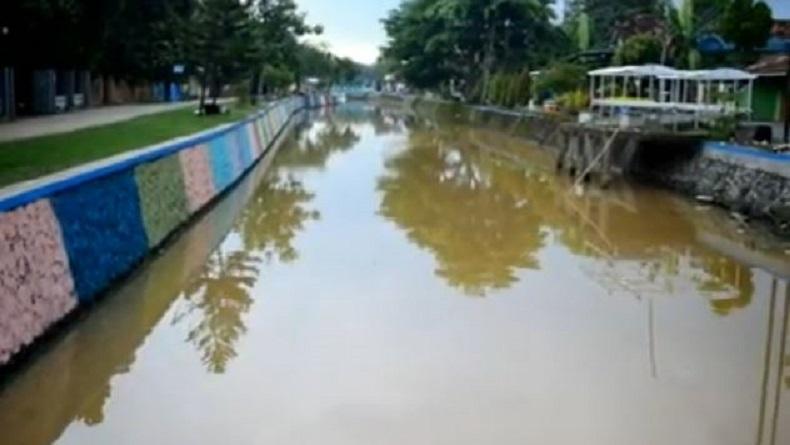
[0, 103, 255, 188]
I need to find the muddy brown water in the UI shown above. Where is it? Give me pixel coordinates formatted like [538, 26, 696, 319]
[1, 103, 789, 445]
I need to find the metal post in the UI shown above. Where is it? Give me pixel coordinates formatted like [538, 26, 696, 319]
[784, 55, 790, 143]
[650, 76, 655, 101]
[747, 79, 753, 120]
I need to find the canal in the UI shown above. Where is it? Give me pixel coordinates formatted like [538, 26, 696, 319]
[1, 102, 789, 444]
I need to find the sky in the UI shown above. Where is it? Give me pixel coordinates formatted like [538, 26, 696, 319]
[297, 0, 401, 65]
[297, 0, 790, 65]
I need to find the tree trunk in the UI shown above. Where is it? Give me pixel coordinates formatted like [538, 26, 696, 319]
[103, 74, 111, 106]
[250, 70, 260, 105]
[660, 36, 672, 66]
[210, 69, 220, 105]
[481, 26, 496, 104]
[199, 72, 208, 112]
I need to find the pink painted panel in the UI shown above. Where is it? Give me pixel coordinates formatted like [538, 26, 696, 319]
[0, 200, 77, 365]
[179, 145, 216, 212]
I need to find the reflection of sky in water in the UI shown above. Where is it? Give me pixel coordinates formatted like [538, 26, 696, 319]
[0, 105, 788, 445]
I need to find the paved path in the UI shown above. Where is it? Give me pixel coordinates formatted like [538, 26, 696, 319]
[0, 101, 201, 143]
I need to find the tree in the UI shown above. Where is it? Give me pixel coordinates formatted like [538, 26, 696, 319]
[720, 0, 772, 54]
[614, 33, 663, 65]
[660, 0, 701, 68]
[252, 0, 322, 97]
[2, 0, 349, 110]
[533, 62, 587, 99]
[2, 0, 84, 68]
[189, 0, 258, 110]
[381, 0, 459, 91]
[576, 12, 591, 52]
[565, 0, 663, 49]
[382, 0, 566, 99]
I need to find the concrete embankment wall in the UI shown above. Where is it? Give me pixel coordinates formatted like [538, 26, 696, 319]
[0, 94, 331, 367]
[398, 97, 790, 236]
[631, 141, 790, 234]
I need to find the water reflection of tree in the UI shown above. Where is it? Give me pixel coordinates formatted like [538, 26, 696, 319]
[694, 255, 754, 316]
[370, 107, 409, 135]
[278, 118, 360, 169]
[180, 248, 260, 374]
[562, 201, 756, 315]
[175, 117, 343, 373]
[237, 174, 319, 263]
[378, 130, 546, 296]
[381, 122, 760, 312]
[179, 171, 320, 373]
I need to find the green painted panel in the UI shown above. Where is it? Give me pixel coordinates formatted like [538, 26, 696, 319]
[135, 155, 190, 248]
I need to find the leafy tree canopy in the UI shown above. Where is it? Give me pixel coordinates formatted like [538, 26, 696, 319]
[0, 0, 351, 105]
[613, 33, 663, 65]
[381, 0, 569, 98]
[719, 0, 773, 52]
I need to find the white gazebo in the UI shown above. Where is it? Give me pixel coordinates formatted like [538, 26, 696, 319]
[588, 64, 757, 127]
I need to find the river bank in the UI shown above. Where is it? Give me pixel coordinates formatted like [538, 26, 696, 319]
[380, 95, 790, 239]
[0, 96, 311, 369]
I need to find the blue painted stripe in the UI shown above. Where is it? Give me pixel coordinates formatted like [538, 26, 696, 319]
[207, 134, 235, 192]
[0, 100, 300, 213]
[703, 141, 790, 163]
[238, 127, 254, 168]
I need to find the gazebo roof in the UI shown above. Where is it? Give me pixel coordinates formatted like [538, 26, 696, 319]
[588, 65, 756, 81]
[589, 64, 680, 78]
[685, 68, 757, 81]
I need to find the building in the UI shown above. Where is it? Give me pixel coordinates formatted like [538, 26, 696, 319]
[698, 19, 790, 128]
[748, 54, 788, 122]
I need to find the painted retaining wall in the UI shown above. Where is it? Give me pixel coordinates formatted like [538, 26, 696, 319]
[0, 96, 307, 367]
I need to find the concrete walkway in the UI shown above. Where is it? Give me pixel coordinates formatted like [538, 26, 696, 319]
[0, 101, 200, 143]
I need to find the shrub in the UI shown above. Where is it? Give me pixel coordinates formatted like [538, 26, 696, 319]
[533, 63, 587, 101]
[708, 114, 739, 141]
[557, 89, 590, 114]
[481, 69, 531, 108]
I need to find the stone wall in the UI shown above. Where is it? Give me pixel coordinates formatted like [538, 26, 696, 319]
[0, 97, 304, 366]
[632, 142, 790, 236]
[401, 97, 790, 237]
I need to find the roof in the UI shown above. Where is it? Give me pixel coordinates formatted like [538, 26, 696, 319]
[772, 20, 790, 38]
[686, 68, 757, 81]
[588, 65, 756, 81]
[748, 54, 790, 76]
[588, 64, 680, 78]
